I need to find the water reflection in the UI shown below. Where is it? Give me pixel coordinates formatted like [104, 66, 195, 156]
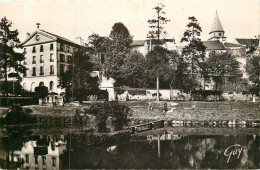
[0, 134, 66, 169]
[0, 129, 259, 169]
[60, 133, 260, 169]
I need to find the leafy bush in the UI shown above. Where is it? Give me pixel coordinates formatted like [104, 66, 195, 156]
[128, 89, 146, 96]
[1, 81, 23, 96]
[114, 88, 126, 95]
[191, 90, 222, 101]
[35, 86, 48, 99]
[152, 93, 162, 97]
[87, 101, 132, 132]
[0, 104, 34, 125]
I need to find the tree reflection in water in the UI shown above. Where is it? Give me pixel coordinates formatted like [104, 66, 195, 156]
[0, 128, 259, 169]
[59, 133, 259, 169]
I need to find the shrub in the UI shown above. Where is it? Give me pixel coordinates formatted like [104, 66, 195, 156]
[128, 89, 146, 96]
[35, 86, 48, 99]
[1, 81, 23, 96]
[114, 88, 126, 95]
[87, 101, 132, 132]
[191, 90, 222, 101]
[0, 104, 34, 125]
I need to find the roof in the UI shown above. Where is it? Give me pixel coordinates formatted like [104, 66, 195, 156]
[131, 40, 146, 46]
[210, 11, 225, 34]
[131, 39, 175, 47]
[235, 38, 259, 47]
[22, 29, 82, 47]
[202, 40, 226, 50]
[40, 29, 76, 45]
[224, 42, 245, 48]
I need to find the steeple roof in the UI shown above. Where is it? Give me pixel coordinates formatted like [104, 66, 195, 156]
[210, 11, 224, 34]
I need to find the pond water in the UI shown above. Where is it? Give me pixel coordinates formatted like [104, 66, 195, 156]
[0, 127, 259, 169]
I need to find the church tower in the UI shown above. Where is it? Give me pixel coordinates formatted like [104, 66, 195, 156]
[208, 11, 226, 41]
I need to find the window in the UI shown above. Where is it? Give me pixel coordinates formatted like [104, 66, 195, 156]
[32, 46, 36, 53]
[23, 59, 27, 65]
[219, 33, 222, 36]
[50, 54, 54, 62]
[60, 54, 64, 62]
[35, 156, 38, 164]
[50, 65, 54, 74]
[25, 154, 29, 163]
[49, 81, 54, 90]
[40, 55, 44, 63]
[24, 48, 27, 54]
[42, 156, 46, 165]
[60, 44, 64, 51]
[32, 56, 36, 64]
[50, 43, 53, 51]
[40, 66, 44, 75]
[40, 45, 43, 52]
[32, 67, 36, 76]
[52, 157, 56, 167]
[66, 46, 70, 52]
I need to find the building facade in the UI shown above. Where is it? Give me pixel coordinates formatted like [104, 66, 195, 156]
[130, 39, 176, 56]
[21, 29, 81, 94]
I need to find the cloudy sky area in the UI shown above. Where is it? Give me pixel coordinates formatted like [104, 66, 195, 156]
[1, 0, 260, 44]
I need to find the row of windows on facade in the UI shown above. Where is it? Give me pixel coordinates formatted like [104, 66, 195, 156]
[24, 43, 75, 53]
[25, 154, 56, 167]
[24, 65, 64, 77]
[23, 54, 70, 65]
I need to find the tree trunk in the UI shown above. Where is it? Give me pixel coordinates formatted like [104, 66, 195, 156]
[170, 84, 173, 101]
[157, 70, 160, 101]
[4, 56, 8, 97]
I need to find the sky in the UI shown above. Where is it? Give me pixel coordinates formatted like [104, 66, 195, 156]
[0, 0, 260, 45]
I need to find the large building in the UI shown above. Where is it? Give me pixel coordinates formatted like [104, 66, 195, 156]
[21, 29, 82, 94]
[130, 39, 176, 56]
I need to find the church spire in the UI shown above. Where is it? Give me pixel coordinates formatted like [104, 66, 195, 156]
[209, 11, 226, 41]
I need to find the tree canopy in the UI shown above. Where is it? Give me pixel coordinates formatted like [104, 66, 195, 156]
[181, 16, 207, 90]
[147, 4, 170, 101]
[245, 51, 260, 95]
[103, 22, 133, 87]
[207, 52, 242, 90]
[59, 47, 99, 102]
[0, 16, 26, 96]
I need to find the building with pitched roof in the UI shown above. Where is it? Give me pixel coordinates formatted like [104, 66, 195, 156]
[21, 29, 82, 94]
[130, 39, 176, 56]
[208, 11, 226, 42]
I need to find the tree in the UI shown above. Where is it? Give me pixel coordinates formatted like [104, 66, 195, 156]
[35, 85, 48, 105]
[120, 50, 146, 88]
[245, 53, 260, 95]
[181, 16, 207, 91]
[162, 50, 193, 99]
[147, 4, 170, 101]
[0, 17, 26, 96]
[1, 81, 23, 96]
[87, 33, 109, 73]
[103, 22, 133, 87]
[146, 46, 170, 99]
[59, 47, 99, 103]
[207, 52, 242, 91]
[88, 101, 132, 132]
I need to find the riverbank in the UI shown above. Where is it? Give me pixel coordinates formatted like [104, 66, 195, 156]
[1, 101, 259, 125]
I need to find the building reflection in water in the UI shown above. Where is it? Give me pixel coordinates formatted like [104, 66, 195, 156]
[0, 130, 259, 169]
[6, 135, 66, 170]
